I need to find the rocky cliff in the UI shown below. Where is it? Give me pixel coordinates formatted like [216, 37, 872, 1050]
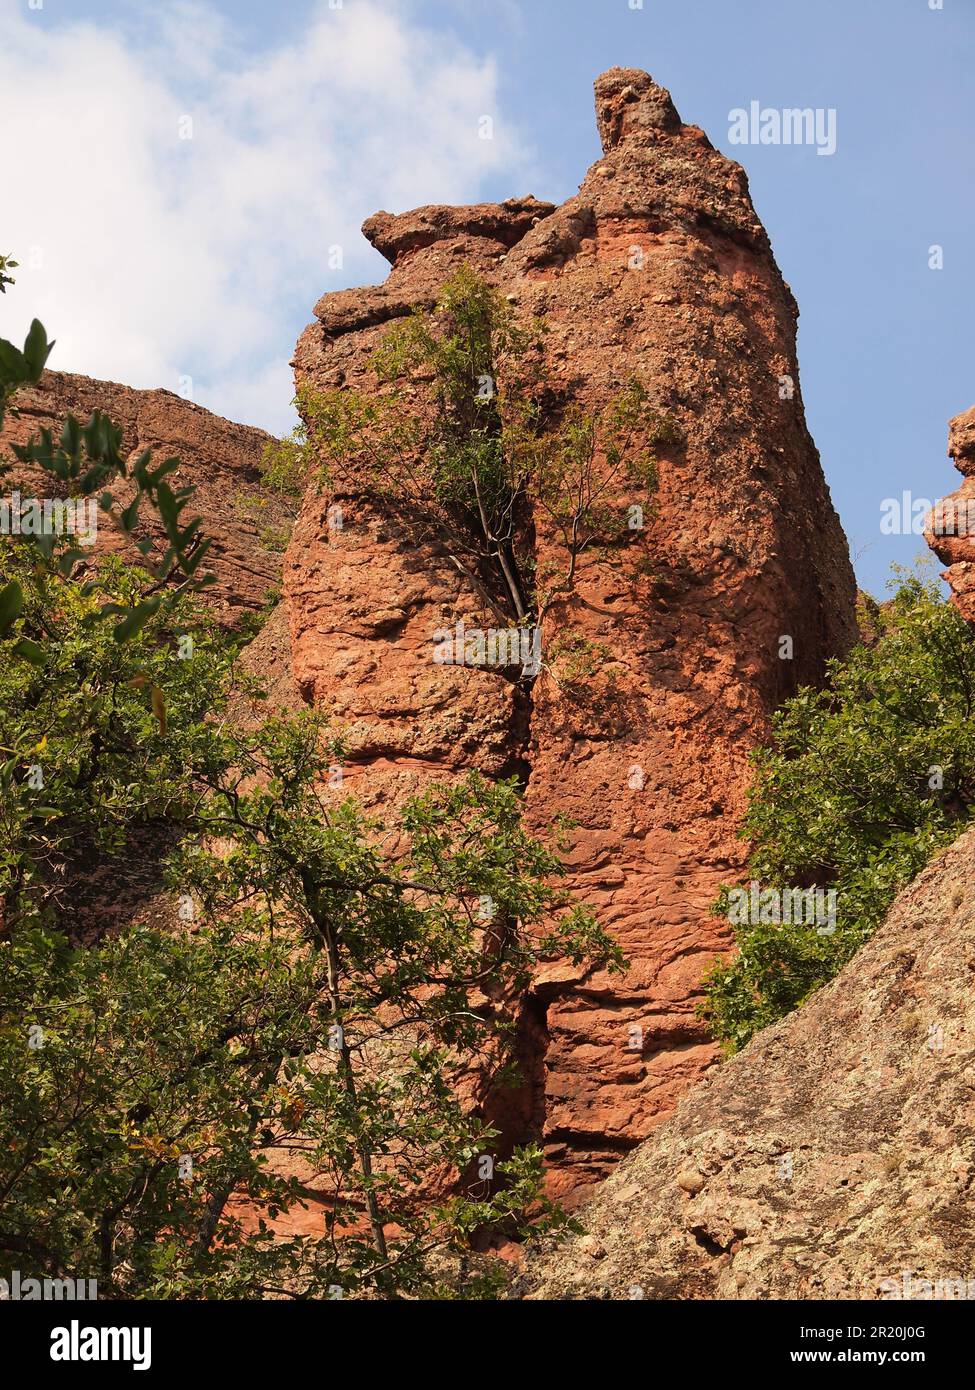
[0, 369, 289, 627]
[516, 823, 975, 1298]
[1, 68, 859, 1211]
[288, 67, 857, 1199]
[0, 371, 299, 940]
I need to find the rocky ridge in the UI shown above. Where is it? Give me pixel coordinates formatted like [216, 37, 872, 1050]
[0, 369, 289, 627]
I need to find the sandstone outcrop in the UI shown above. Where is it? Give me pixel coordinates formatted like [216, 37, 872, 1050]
[1, 370, 289, 627]
[927, 405, 975, 624]
[515, 824, 975, 1298]
[287, 67, 857, 1201]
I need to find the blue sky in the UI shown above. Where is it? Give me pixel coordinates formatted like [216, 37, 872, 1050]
[1, 0, 972, 597]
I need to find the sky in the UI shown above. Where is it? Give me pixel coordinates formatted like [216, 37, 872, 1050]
[0, 0, 972, 598]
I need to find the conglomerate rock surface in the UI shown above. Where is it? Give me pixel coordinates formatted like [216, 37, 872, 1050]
[192, 68, 857, 1208]
[287, 68, 857, 1201]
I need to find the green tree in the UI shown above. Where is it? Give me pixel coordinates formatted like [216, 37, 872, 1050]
[288, 266, 677, 641]
[1, 629, 620, 1294]
[165, 725, 621, 1295]
[702, 567, 975, 1051]
[0, 550, 237, 936]
[1, 261, 622, 1298]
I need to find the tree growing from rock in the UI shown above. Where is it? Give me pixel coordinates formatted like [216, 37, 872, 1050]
[286, 266, 680, 652]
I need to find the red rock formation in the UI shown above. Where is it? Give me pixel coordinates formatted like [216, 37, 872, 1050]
[926, 405, 975, 623]
[0, 370, 288, 626]
[288, 68, 857, 1201]
[0, 371, 301, 947]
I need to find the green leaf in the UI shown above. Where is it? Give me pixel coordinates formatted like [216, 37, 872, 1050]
[11, 638, 45, 664]
[156, 481, 178, 529]
[59, 414, 81, 457]
[150, 457, 181, 485]
[111, 598, 161, 643]
[0, 338, 28, 380]
[0, 579, 24, 634]
[23, 319, 54, 380]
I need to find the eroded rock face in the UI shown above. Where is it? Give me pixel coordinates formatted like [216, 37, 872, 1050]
[515, 825, 975, 1298]
[1, 370, 288, 626]
[288, 68, 857, 1199]
[927, 405, 975, 623]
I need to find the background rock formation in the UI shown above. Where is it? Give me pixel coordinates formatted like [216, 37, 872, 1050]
[927, 405, 975, 624]
[516, 824, 975, 1299]
[0, 371, 297, 940]
[0, 369, 288, 628]
[288, 68, 857, 1200]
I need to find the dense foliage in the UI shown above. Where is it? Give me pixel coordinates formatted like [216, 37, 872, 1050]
[703, 570, 975, 1051]
[2, 695, 618, 1296]
[0, 549, 621, 1297]
[0, 275, 622, 1298]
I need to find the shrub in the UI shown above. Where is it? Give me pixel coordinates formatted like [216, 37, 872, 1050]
[702, 566, 975, 1051]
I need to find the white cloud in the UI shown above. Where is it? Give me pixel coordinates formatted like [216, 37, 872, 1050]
[0, 0, 536, 434]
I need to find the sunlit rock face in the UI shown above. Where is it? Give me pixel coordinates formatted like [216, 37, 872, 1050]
[288, 68, 857, 1201]
[0, 368, 284, 627]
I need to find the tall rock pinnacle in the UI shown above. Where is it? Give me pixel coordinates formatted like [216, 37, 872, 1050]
[288, 69, 857, 1202]
[594, 67, 683, 149]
